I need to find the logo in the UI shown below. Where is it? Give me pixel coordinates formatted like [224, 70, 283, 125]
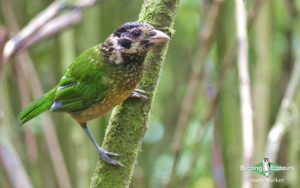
[262, 158, 271, 177]
[240, 157, 295, 178]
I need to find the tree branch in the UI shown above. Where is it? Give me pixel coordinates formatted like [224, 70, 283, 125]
[260, 50, 300, 188]
[1, 0, 99, 63]
[265, 56, 300, 162]
[235, 0, 254, 188]
[90, 0, 180, 187]
[0, 141, 33, 188]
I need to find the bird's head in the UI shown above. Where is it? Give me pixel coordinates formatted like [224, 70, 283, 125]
[101, 22, 170, 64]
[113, 22, 170, 54]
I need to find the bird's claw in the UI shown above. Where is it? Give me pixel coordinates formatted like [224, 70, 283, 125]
[134, 89, 146, 94]
[98, 148, 124, 167]
[105, 151, 120, 157]
[104, 156, 124, 167]
[130, 89, 148, 102]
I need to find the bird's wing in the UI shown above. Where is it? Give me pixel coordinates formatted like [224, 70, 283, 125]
[50, 45, 111, 112]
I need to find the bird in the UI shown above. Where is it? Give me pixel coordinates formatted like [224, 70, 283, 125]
[18, 22, 170, 167]
[262, 158, 270, 177]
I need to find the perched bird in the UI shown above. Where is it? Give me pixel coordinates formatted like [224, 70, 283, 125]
[18, 22, 170, 166]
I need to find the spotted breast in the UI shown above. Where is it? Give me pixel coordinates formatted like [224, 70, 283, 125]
[70, 53, 145, 123]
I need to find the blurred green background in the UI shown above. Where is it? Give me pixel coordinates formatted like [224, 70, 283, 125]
[0, 0, 300, 188]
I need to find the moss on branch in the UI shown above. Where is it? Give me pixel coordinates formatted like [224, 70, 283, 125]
[90, 0, 180, 187]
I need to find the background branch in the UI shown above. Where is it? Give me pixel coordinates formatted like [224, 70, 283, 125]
[0, 138, 33, 188]
[261, 51, 300, 188]
[265, 55, 300, 163]
[16, 10, 82, 55]
[1, 0, 99, 63]
[235, 0, 254, 187]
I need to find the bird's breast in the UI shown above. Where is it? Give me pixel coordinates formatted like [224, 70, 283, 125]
[71, 61, 144, 123]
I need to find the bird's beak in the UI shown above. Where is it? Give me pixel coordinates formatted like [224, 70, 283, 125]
[148, 29, 170, 44]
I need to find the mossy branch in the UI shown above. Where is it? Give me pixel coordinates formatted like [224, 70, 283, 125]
[90, 0, 180, 187]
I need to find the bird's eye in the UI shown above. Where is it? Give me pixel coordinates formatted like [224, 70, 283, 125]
[131, 29, 141, 38]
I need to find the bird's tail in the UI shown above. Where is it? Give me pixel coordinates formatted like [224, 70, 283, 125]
[18, 88, 57, 125]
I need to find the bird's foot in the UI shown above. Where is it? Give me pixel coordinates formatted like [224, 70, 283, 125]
[97, 146, 124, 167]
[130, 89, 148, 102]
[82, 125, 124, 167]
[134, 89, 146, 94]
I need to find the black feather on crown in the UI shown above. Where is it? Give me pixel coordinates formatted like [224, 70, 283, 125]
[113, 22, 153, 37]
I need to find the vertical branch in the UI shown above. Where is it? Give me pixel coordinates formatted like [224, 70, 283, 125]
[252, 0, 271, 164]
[90, 0, 180, 187]
[234, 1, 254, 188]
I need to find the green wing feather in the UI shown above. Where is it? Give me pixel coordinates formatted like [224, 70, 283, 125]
[50, 45, 112, 112]
[19, 44, 112, 124]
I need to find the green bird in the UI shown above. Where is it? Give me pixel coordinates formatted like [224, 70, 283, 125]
[18, 22, 170, 166]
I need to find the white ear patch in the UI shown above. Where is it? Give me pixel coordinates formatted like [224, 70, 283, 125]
[109, 36, 123, 64]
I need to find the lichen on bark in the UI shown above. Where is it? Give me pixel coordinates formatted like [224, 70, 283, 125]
[90, 0, 180, 187]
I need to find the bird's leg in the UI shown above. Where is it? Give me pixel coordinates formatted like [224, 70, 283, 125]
[130, 89, 148, 102]
[80, 123, 124, 167]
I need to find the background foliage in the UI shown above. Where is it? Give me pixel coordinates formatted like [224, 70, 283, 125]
[0, 0, 300, 187]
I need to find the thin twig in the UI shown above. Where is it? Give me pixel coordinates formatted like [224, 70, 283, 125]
[261, 54, 300, 188]
[235, 0, 254, 187]
[1, 0, 99, 63]
[0, 27, 9, 76]
[265, 57, 300, 162]
[2, 1, 62, 61]
[17, 10, 82, 54]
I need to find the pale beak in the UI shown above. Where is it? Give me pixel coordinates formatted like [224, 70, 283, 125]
[148, 29, 170, 43]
